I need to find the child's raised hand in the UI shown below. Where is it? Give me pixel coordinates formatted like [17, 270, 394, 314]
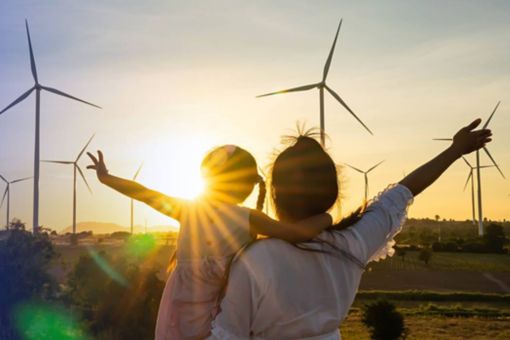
[87, 150, 109, 182]
[451, 119, 492, 157]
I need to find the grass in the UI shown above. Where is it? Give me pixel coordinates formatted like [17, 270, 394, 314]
[356, 290, 510, 302]
[341, 311, 510, 340]
[368, 251, 510, 272]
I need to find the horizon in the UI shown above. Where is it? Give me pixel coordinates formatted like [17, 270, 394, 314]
[1, 1, 510, 231]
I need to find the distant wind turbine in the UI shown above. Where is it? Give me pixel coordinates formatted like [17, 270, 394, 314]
[433, 101, 504, 236]
[130, 163, 143, 234]
[344, 161, 384, 202]
[256, 19, 372, 146]
[0, 175, 32, 228]
[0, 20, 101, 233]
[461, 157, 493, 225]
[42, 134, 95, 238]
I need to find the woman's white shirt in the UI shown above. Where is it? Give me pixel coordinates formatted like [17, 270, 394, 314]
[209, 184, 413, 340]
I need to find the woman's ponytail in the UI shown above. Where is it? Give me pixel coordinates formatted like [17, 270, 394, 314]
[256, 177, 266, 211]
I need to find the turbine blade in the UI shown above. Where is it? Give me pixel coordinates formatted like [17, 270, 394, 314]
[41, 86, 102, 109]
[76, 165, 92, 194]
[482, 147, 505, 179]
[133, 162, 144, 180]
[76, 134, 96, 161]
[0, 87, 35, 114]
[0, 188, 7, 209]
[461, 156, 472, 168]
[344, 163, 364, 173]
[0, 174, 7, 184]
[323, 18, 342, 82]
[483, 101, 501, 129]
[325, 85, 373, 135]
[479, 165, 494, 169]
[463, 171, 472, 191]
[367, 160, 385, 173]
[256, 83, 318, 98]
[11, 177, 32, 184]
[433, 138, 452, 141]
[25, 20, 38, 84]
[41, 160, 73, 164]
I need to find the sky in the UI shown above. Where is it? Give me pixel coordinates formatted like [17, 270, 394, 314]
[0, 0, 509, 231]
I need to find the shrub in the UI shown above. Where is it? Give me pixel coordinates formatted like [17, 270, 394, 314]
[66, 237, 165, 339]
[483, 223, 506, 253]
[362, 300, 407, 340]
[418, 247, 432, 265]
[0, 227, 57, 339]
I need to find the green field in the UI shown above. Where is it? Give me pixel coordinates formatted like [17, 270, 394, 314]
[367, 251, 510, 272]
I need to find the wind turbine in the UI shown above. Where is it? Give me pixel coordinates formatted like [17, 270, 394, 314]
[344, 161, 384, 202]
[256, 19, 372, 146]
[130, 163, 143, 234]
[42, 134, 94, 238]
[461, 157, 493, 225]
[433, 101, 504, 236]
[0, 175, 32, 228]
[0, 20, 101, 233]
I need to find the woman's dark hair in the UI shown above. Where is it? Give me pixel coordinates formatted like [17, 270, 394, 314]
[271, 136, 339, 222]
[200, 145, 265, 210]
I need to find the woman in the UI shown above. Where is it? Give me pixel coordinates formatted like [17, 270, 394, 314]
[209, 119, 491, 339]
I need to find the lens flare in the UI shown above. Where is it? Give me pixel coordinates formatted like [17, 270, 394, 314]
[13, 302, 88, 340]
[125, 233, 157, 258]
[86, 246, 128, 286]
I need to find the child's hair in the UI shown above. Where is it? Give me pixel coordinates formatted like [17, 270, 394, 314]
[201, 145, 265, 210]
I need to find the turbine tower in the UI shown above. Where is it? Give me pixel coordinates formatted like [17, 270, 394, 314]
[42, 134, 94, 239]
[461, 157, 493, 225]
[344, 161, 384, 202]
[0, 20, 101, 233]
[130, 163, 143, 234]
[0, 175, 32, 228]
[256, 19, 372, 146]
[433, 101, 504, 236]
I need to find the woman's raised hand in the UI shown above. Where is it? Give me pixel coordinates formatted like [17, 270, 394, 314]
[450, 119, 492, 157]
[87, 150, 109, 182]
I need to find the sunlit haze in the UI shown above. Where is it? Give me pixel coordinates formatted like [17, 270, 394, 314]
[0, 1, 509, 231]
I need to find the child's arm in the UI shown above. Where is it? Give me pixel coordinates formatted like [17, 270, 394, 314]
[87, 151, 185, 220]
[399, 119, 492, 197]
[249, 210, 332, 243]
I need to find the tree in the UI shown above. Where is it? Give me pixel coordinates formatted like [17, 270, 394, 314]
[0, 226, 57, 339]
[418, 247, 432, 266]
[483, 223, 506, 253]
[362, 300, 407, 340]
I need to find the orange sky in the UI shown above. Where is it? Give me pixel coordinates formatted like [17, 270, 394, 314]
[0, 1, 509, 231]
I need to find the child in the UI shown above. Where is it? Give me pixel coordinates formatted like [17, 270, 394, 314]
[87, 145, 332, 339]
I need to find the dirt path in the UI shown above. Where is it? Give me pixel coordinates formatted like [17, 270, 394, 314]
[483, 272, 510, 293]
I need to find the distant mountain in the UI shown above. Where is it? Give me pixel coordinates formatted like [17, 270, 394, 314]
[60, 221, 179, 234]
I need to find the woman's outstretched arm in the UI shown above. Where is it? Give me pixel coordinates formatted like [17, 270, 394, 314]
[399, 119, 492, 196]
[87, 151, 185, 220]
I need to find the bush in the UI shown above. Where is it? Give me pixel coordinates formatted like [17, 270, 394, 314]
[418, 247, 432, 265]
[0, 227, 57, 339]
[66, 239, 165, 339]
[362, 300, 407, 340]
[483, 223, 506, 253]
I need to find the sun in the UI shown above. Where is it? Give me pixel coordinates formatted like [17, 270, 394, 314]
[143, 137, 210, 201]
